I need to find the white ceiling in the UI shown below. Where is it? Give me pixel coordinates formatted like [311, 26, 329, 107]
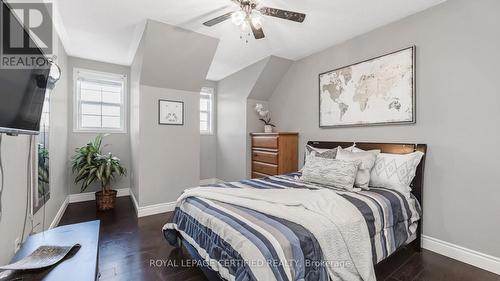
[52, 0, 445, 81]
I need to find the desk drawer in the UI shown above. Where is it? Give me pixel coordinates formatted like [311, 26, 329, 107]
[252, 136, 278, 149]
[252, 150, 278, 165]
[252, 161, 278, 175]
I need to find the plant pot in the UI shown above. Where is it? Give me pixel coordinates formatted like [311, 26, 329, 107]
[264, 125, 273, 133]
[95, 190, 117, 211]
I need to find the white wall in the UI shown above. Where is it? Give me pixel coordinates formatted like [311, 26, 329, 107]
[0, 39, 69, 264]
[66, 57, 131, 194]
[269, 0, 500, 258]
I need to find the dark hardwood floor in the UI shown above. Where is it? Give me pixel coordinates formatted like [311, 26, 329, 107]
[59, 197, 500, 281]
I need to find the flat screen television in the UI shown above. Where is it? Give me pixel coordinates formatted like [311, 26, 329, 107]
[0, 1, 51, 135]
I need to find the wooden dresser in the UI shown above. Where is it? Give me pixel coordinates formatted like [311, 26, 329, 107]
[250, 132, 299, 178]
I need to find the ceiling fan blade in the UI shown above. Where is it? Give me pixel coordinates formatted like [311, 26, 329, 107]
[259, 7, 306, 23]
[203, 11, 234, 27]
[180, 5, 232, 28]
[249, 19, 265, 39]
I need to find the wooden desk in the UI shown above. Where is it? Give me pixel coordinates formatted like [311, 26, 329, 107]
[0, 220, 100, 281]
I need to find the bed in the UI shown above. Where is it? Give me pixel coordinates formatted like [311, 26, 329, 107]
[163, 141, 427, 281]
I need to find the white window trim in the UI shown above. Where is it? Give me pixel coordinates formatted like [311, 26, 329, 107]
[200, 87, 214, 135]
[73, 68, 128, 134]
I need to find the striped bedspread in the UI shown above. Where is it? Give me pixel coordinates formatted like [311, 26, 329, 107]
[163, 173, 421, 281]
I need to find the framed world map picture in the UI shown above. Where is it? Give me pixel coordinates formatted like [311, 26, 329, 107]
[319, 46, 415, 128]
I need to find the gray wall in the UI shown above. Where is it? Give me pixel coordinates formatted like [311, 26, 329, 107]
[200, 81, 217, 181]
[67, 57, 131, 194]
[269, 0, 500, 257]
[200, 133, 217, 180]
[216, 56, 292, 181]
[138, 85, 200, 205]
[216, 59, 267, 181]
[0, 39, 69, 264]
[129, 33, 145, 202]
[129, 20, 218, 206]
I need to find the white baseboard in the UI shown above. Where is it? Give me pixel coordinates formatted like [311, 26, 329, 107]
[199, 178, 223, 185]
[422, 235, 500, 275]
[136, 201, 176, 218]
[68, 188, 130, 203]
[49, 197, 69, 229]
[129, 189, 175, 218]
[130, 188, 140, 215]
[128, 177, 226, 217]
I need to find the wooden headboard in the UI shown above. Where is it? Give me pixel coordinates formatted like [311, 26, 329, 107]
[306, 141, 427, 205]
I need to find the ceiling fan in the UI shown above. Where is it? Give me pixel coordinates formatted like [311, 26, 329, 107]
[203, 0, 306, 40]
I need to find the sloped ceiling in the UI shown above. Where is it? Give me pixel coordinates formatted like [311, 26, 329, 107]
[248, 56, 292, 100]
[134, 20, 219, 92]
[217, 55, 293, 102]
[217, 57, 269, 100]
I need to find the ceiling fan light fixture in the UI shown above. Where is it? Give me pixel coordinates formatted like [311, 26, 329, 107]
[231, 10, 246, 26]
[240, 20, 250, 32]
[251, 10, 263, 29]
[203, 0, 306, 40]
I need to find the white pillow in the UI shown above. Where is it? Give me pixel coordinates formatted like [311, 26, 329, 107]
[300, 154, 361, 191]
[336, 147, 380, 190]
[366, 150, 424, 197]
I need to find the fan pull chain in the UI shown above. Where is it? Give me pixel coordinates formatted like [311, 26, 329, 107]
[240, 32, 252, 44]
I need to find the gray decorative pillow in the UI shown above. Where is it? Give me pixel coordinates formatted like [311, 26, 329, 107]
[305, 145, 338, 159]
[300, 154, 361, 191]
[336, 147, 380, 190]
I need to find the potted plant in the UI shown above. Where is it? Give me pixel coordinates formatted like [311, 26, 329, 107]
[254, 103, 276, 133]
[38, 143, 49, 197]
[71, 135, 126, 211]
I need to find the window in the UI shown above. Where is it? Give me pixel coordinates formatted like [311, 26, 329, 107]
[74, 68, 126, 133]
[200, 87, 214, 134]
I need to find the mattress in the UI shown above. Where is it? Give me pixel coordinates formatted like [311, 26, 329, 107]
[163, 173, 421, 281]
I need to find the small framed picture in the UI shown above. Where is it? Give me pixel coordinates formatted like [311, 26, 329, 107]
[159, 100, 184, 125]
